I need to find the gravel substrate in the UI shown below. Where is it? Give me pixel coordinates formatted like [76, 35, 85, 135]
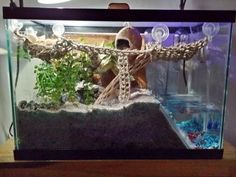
[15, 95, 186, 150]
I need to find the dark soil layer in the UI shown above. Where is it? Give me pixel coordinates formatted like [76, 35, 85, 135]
[16, 100, 186, 150]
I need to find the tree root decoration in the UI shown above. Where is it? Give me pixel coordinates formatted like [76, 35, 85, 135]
[95, 54, 151, 104]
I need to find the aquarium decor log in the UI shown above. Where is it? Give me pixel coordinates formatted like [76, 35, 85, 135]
[95, 54, 151, 104]
[14, 30, 208, 104]
[115, 26, 145, 102]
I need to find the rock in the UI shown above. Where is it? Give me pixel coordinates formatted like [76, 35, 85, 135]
[25, 100, 36, 111]
[18, 100, 27, 110]
[92, 84, 104, 99]
[75, 81, 85, 91]
[60, 93, 69, 104]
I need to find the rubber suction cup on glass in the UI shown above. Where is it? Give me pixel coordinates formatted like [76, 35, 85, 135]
[25, 27, 37, 36]
[9, 19, 23, 32]
[151, 23, 169, 45]
[201, 23, 220, 59]
[202, 23, 220, 41]
[52, 23, 65, 38]
[24, 27, 38, 43]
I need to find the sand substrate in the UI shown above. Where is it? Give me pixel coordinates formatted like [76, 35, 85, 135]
[16, 95, 186, 150]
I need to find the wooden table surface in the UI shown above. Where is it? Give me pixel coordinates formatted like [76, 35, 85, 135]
[0, 139, 236, 177]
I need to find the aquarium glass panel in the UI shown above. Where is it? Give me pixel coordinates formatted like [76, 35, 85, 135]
[3, 8, 235, 159]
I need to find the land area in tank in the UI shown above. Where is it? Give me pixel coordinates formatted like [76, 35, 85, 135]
[15, 95, 187, 150]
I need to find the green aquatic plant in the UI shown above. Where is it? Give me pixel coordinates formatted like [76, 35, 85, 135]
[13, 42, 31, 60]
[95, 41, 118, 74]
[34, 52, 94, 105]
[18, 45, 31, 60]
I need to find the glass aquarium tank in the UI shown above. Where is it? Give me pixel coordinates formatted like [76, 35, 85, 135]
[3, 7, 235, 160]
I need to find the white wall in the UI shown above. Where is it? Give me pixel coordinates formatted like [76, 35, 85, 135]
[0, 50, 12, 145]
[0, 0, 236, 145]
